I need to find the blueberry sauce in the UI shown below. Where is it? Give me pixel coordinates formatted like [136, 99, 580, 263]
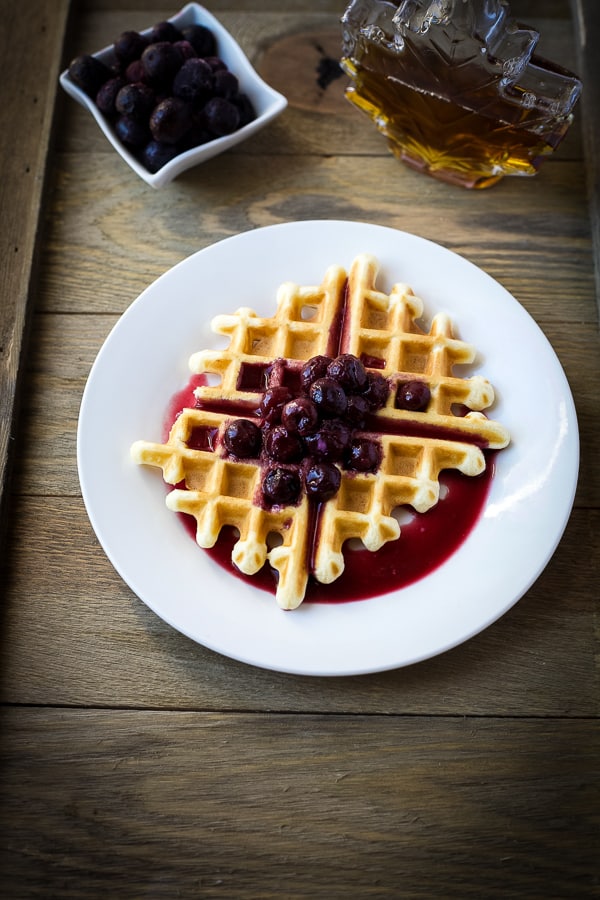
[164, 373, 495, 604]
[178, 462, 493, 602]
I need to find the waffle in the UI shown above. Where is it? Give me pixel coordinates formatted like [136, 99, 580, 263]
[133, 406, 313, 606]
[340, 253, 509, 446]
[188, 263, 348, 408]
[131, 253, 509, 609]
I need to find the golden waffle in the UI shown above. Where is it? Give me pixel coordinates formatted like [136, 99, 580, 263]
[313, 431, 488, 585]
[131, 253, 509, 609]
[341, 253, 509, 447]
[132, 407, 312, 607]
[189, 263, 348, 408]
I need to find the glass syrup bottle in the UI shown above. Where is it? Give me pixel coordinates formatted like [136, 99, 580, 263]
[341, 0, 582, 188]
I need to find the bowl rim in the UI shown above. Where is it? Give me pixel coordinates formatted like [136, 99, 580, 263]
[59, 1, 287, 188]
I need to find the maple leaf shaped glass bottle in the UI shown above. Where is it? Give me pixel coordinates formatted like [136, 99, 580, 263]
[341, 0, 582, 188]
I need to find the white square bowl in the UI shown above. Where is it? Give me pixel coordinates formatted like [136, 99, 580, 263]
[59, 2, 287, 188]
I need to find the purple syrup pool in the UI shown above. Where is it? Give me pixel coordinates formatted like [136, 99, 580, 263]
[164, 375, 495, 604]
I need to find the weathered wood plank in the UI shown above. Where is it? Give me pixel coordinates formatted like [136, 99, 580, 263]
[0, 709, 597, 898]
[573, 0, 600, 313]
[1, 493, 597, 715]
[0, 0, 70, 545]
[38, 154, 594, 322]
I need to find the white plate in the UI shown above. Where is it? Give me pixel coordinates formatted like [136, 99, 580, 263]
[59, 3, 287, 188]
[77, 221, 579, 676]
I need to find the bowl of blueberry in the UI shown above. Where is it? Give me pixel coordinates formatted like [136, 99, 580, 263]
[59, 2, 287, 188]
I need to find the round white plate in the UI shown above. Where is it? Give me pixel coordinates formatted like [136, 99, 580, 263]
[77, 220, 579, 676]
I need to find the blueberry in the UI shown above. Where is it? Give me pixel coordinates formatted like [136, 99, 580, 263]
[233, 93, 256, 127]
[202, 97, 241, 136]
[300, 355, 332, 392]
[256, 386, 293, 425]
[95, 76, 126, 116]
[345, 393, 370, 428]
[173, 40, 197, 63]
[262, 466, 301, 506]
[115, 82, 155, 119]
[149, 97, 193, 143]
[304, 420, 350, 462]
[395, 380, 431, 412]
[327, 354, 368, 392]
[115, 114, 151, 148]
[141, 42, 182, 88]
[305, 462, 341, 502]
[363, 372, 389, 410]
[181, 24, 217, 57]
[309, 377, 347, 418]
[346, 437, 382, 472]
[213, 69, 239, 99]
[124, 59, 147, 84]
[141, 140, 181, 172]
[113, 31, 149, 67]
[68, 54, 112, 98]
[204, 56, 228, 73]
[264, 426, 303, 463]
[173, 58, 214, 103]
[223, 419, 262, 458]
[148, 21, 183, 44]
[281, 398, 319, 436]
[178, 118, 213, 151]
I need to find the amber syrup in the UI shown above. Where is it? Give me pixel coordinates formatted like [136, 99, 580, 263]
[343, 45, 574, 189]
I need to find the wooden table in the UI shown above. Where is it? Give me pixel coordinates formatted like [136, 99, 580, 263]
[1, 1, 598, 895]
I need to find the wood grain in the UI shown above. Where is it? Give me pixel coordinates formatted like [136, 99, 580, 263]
[38, 155, 593, 317]
[0, 709, 597, 899]
[0, 0, 70, 545]
[1, 493, 598, 714]
[573, 0, 600, 313]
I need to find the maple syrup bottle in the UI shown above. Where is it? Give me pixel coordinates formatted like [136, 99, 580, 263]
[341, 0, 582, 188]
